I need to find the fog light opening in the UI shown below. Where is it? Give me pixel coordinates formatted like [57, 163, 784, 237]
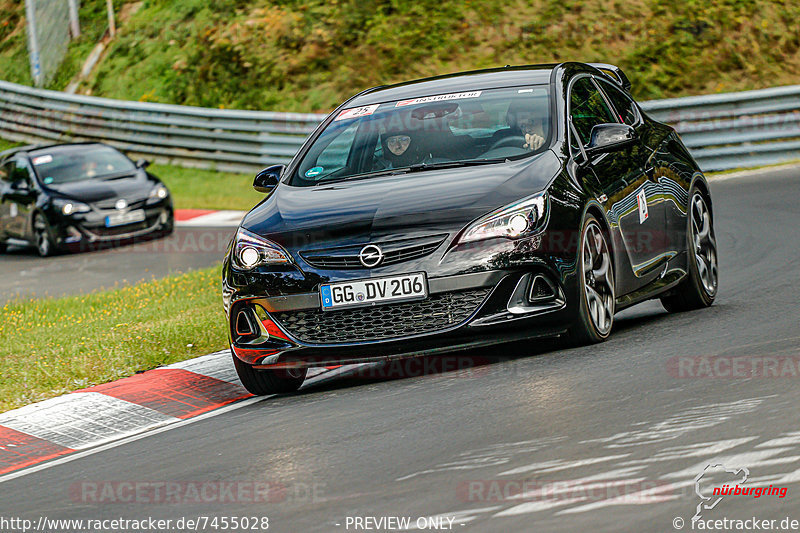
[235, 310, 256, 337]
[528, 274, 557, 303]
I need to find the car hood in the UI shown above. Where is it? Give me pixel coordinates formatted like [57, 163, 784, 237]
[242, 150, 562, 253]
[43, 171, 153, 204]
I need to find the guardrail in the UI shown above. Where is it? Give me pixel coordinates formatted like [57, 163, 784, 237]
[2, 79, 800, 172]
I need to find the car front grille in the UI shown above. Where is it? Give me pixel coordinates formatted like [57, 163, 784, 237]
[271, 288, 491, 344]
[299, 234, 448, 269]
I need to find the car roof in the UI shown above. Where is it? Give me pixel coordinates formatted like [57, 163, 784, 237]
[0, 142, 113, 163]
[26, 142, 111, 157]
[346, 64, 558, 107]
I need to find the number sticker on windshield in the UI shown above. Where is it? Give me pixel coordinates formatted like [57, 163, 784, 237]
[335, 104, 380, 121]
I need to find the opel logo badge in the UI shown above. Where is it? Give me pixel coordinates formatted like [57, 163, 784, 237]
[115, 199, 128, 211]
[359, 244, 384, 268]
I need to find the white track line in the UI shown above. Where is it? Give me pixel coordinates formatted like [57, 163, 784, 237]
[0, 395, 268, 485]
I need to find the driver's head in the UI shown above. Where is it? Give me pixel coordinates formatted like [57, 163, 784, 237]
[506, 101, 544, 136]
[381, 130, 423, 167]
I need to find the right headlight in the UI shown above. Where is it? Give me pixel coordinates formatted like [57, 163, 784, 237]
[457, 192, 549, 244]
[52, 198, 91, 216]
[232, 227, 292, 270]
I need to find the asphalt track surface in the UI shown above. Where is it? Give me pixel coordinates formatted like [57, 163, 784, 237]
[0, 226, 234, 302]
[2, 167, 800, 532]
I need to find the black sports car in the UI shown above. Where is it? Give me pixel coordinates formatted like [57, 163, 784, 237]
[223, 62, 718, 394]
[0, 142, 173, 256]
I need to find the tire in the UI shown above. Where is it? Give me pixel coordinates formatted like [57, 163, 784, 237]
[33, 213, 57, 257]
[232, 351, 307, 395]
[568, 214, 615, 344]
[661, 190, 717, 312]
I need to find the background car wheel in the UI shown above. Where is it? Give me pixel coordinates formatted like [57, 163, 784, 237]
[661, 190, 717, 312]
[569, 214, 615, 345]
[232, 351, 307, 395]
[33, 214, 56, 257]
[0, 241, 6, 253]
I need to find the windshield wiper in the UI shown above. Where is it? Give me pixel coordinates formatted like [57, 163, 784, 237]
[312, 159, 507, 186]
[101, 170, 138, 181]
[405, 158, 508, 172]
[314, 168, 411, 186]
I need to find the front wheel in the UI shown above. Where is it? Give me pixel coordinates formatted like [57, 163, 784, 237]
[661, 190, 717, 312]
[33, 213, 57, 257]
[568, 214, 615, 344]
[232, 351, 307, 395]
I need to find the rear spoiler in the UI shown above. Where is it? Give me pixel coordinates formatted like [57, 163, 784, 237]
[587, 63, 632, 93]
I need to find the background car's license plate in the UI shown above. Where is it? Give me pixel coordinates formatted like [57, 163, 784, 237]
[105, 210, 146, 227]
[320, 272, 427, 310]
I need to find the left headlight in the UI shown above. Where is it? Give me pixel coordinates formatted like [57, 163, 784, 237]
[232, 227, 292, 270]
[457, 192, 549, 244]
[149, 185, 169, 199]
[52, 198, 91, 216]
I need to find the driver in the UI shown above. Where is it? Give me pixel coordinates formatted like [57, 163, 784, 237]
[518, 115, 546, 151]
[375, 130, 426, 169]
[491, 101, 546, 151]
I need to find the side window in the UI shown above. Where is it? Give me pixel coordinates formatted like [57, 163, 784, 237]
[569, 77, 618, 147]
[316, 122, 358, 170]
[598, 80, 640, 126]
[10, 159, 32, 185]
[0, 162, 11, 183]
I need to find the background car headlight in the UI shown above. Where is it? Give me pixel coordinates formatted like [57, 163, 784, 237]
[149, 185, 169, 199]
[232, 228, 291, 270]
[53, 199, 91, 216]
[458, 192, 548, 244]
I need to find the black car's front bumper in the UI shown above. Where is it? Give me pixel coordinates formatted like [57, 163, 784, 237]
[49, 202, 173, 249]
[227, 269, 574, 369]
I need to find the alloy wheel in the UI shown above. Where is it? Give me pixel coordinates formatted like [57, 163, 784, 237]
[690, 193, 718, 297]
[582, 222, 615, 336]
[34, 216, 51, 257]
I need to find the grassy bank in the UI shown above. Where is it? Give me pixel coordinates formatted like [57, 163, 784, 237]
[150, 163, 261, 211]
[3, 0, 800, 111]
[0, 265, 227, 412]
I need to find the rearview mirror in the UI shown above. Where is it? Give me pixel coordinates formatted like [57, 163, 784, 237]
[135, 158, 150, 169]
[586, 124, 636, 155]
[253, 165, 284, 193]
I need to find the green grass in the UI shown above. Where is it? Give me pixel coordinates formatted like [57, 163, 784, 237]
[0, 265, 228, 413]
[151, 163, 262, 211]
[4, 0, 800, 111]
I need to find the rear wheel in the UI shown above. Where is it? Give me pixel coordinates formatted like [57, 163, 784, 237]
[569, 214, 615, 344]
[661, 190, 717, 312]
[232, 351, 307, 395]
[33, 214, 56, 257]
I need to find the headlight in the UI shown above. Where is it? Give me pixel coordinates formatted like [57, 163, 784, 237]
[232, 228, 291, 270]
[458, 192, 548, 244]
[53, 199, 91, 216]
[149, 185, 169, 199]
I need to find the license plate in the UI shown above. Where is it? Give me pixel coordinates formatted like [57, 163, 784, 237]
[320, 272, 428, 311]
[105, 210, 145, 227]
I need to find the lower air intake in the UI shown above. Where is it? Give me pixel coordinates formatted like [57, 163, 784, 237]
[272, 288, 491, 344]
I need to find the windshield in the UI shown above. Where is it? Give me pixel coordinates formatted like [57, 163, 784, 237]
[31, 145, 137, 185]
[291, 85, 551, 186]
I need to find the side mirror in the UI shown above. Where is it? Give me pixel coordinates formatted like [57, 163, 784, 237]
[253, 165, 284, 194]
[135, 158, 150, 169]
[586, 124, 636, 155]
